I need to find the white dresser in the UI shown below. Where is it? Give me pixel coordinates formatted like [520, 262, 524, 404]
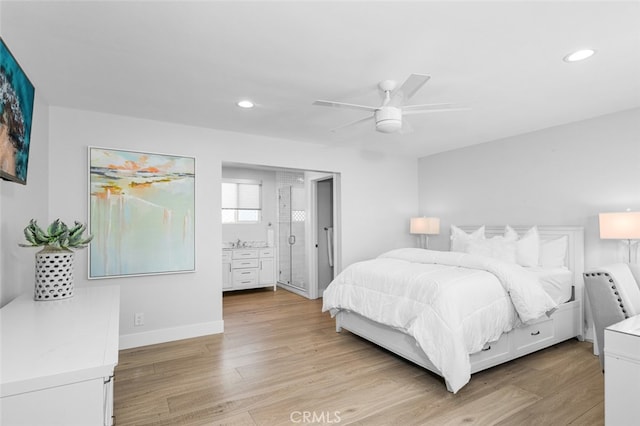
[604, 314, 640, 425]
[0, 286, 120, 426]
[222, 248, 276, 291]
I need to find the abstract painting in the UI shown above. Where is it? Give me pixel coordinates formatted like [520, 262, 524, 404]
[89, 147, 195, 278]
[0, 37, 35, 184]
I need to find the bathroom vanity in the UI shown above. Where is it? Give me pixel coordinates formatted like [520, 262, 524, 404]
[222, 247, 276, 291]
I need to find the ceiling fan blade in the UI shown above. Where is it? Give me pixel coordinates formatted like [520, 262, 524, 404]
[389, 74, 430, 106]
[313, 100, 378, 113]
[331, 115, 374, 133]
[403, 103, 470, 115]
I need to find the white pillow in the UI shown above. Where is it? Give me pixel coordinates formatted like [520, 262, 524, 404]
[504, 225, 540, 267]
[450, 225, 485, 252]
[466, 236, 517, 263]
[539, 236, 568, 268]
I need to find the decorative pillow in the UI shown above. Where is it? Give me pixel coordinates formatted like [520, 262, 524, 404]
[466, 236, 517, 263]
[504, 225, 540, 267]
[539, 236, 568, 268]
[450, 225, 485, 252]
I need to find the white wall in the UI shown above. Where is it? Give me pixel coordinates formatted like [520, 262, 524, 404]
[43, 106, 417, 348]
[0, 94, 49, 307]
[417, 108, 640, 270]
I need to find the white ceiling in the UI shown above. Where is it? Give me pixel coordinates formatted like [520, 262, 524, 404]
[2, 1, 639, 158]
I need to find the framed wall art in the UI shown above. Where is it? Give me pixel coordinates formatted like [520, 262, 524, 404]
[89, 147, 195, 278]
[0, 37, 35, 185]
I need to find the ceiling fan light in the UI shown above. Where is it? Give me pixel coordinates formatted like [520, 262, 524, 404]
[375, 107, 402, 133]
[376, 120, 402, 133]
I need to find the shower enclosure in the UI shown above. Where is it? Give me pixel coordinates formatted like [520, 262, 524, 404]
[278, 185, 307, 291]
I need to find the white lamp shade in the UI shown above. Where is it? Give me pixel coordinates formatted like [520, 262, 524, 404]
[599, 212, 640, 239]
[410, 217, 440, 235]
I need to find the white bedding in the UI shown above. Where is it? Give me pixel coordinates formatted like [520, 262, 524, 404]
[322, 248, 558, 393]
[527, 266, 573, 305]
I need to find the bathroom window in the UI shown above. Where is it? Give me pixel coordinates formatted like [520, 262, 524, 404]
[221, 179, 262, 223]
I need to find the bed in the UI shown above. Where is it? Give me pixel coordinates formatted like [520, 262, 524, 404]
[322, 225, 585, 393]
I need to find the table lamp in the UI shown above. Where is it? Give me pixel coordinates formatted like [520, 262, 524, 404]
[410, 217, 440, 249]
[599, 212, 640, 263]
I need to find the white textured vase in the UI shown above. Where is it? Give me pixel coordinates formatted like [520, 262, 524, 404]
[34, 246, 75, 301]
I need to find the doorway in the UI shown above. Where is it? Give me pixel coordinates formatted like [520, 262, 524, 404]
[316, 178, 334, 295]
[221, 162, 340, 302]
[306, 172, 340, 299]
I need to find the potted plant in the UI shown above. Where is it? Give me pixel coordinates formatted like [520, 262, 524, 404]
[20, 219, 93, 301]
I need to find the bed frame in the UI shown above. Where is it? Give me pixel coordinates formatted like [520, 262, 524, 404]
[334, 225, 585, 392]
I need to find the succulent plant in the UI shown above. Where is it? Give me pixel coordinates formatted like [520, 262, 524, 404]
[20, 219, 93, 250]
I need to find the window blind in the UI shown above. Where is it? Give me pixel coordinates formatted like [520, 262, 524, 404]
[221, 182, 261, 210]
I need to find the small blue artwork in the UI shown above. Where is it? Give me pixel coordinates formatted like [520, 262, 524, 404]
[0, 37, 35, 185]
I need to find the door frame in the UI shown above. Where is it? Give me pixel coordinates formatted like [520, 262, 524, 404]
[306, 172, 341, 299]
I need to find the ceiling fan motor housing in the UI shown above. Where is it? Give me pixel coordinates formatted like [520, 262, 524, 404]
[375, 106, 402, 133]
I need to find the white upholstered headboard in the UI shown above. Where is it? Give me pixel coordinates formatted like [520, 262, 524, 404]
[458, 226, 584, 275]
[459, 225, 585, 336]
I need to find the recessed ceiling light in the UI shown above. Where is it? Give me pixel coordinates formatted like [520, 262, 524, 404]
[237, 100, 255, 109]
[563, 49, 596, 63]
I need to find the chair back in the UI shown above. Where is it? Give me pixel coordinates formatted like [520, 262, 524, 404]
[583, 263, 640, 370]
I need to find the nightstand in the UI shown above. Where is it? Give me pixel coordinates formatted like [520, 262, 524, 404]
[604, 314, 640, 425]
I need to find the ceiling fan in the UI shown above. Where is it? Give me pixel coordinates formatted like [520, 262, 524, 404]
[313, 74, 466, 134]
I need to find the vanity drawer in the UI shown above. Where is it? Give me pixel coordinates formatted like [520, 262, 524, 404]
[222, 251, 232, 262]
[232, 259, 259, 269]
[232, 269, 258, 286]
[260, 248, 274, 258]
[232, 249, 259, 259]
[514, 317, 554, 353]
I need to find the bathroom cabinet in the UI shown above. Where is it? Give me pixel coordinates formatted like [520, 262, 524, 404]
[222, 250, 232, 290]
[259, 249, 275, 286]
[223, 248, 275, 291]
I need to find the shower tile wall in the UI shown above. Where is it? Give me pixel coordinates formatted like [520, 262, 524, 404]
[276, 171, 307, 290]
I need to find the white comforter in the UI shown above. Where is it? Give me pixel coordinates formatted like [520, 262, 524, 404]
[322, 248, 558, 393]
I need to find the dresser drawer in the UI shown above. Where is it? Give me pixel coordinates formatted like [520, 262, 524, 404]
[232, 249, 259, 259]
[514, 317, 554, 353]
[232, 259, 259, 269]
[232, 269, 258, 286]
[222, 251, 232, 262]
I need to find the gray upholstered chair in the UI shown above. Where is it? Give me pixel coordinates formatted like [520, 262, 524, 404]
[584, 263, 640, 370]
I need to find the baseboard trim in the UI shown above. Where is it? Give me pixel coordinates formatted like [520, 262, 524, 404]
[119, 320, 224, 349]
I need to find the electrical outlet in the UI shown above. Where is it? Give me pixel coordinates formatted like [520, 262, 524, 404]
[134, 312, 144, 326]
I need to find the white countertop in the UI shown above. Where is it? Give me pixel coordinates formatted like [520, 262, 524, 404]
[222, 241, 270, 249]
[0, 286, 120, 397]
[606, 314, 640, 338]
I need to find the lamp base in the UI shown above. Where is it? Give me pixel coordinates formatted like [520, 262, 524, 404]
[416, 235, 430, 249]
[623, 239, 639, 263]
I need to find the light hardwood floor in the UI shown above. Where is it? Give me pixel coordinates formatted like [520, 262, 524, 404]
[114, 288, 604, 425]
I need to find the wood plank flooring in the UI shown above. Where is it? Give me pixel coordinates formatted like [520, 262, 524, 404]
[114, 288, 604, 425]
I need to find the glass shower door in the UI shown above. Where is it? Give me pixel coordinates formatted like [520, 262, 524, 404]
[278, 186, 306, 290]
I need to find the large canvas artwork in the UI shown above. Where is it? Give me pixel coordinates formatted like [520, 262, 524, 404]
[0, 37, 35, 184]
[89, 147, 195, 278]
